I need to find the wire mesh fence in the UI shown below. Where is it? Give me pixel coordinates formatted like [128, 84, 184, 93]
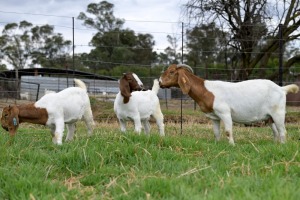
[0, 10, 300, 108]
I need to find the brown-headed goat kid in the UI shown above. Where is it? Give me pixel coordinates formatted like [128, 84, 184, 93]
[114, 72, 165, 136]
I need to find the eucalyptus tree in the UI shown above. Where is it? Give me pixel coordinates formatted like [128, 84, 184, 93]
[78, 1, 155, 71]
[0, 21, 33, 79]
[0, 21, 71, 77]
[30, 25, 72, 69]
[0, 20, 71, 98]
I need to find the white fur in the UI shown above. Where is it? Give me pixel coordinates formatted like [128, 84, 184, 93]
[35, 79, 95, 145]
[44, 88, 56, 96]
[114, 79, 165, 136]
[203, 79, 299, 145]
[20, 92, 29, 100]
[132, 73, 144, 86]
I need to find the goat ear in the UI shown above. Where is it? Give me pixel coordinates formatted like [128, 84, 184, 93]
[11, 105, 19, 113]
[178, 70, 191, 94]
[120, 77, 131, 104]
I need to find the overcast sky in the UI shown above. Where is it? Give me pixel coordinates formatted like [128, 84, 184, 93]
[0, 0, 187, 54]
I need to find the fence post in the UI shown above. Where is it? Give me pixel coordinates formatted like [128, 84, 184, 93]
[180, 22, 184, 134]
[36, 83, 40, 101]
[278, 24, 284, 86]
[72, 17, 75, 73]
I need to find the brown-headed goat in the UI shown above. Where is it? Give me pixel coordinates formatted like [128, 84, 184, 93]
[114, 72, 165, 136]
[159, 64, 299, 145]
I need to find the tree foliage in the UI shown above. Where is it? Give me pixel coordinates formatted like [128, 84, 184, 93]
[0, 21, 72, 74]
[2, 0, 299, 84]
[0, 21, 33, 74]
[78, 1, 124, 33]
[184, 0, 300, 80]
[77, 1, 156, 72]
[185, 23, 230, 78]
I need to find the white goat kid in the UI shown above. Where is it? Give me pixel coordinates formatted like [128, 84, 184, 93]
[114, 73, 165, 136]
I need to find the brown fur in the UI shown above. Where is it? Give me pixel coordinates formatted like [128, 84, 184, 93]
[160, 64, 215, 113]
[119, 72, 143, 103]
[1, 104, 48, 136]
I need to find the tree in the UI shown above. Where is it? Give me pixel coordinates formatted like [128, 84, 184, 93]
[166, 35, 181, 64]
[31, 25, 72, 68]
[185, 23, 228, 78]
[0, 21, 72, 74]
[0, 21, 33, 79]
[78, 1, 124, 33]
[132, 33, 156, 65]
[155, 35, 181, 66]
[0, 20, 72, 98]
[184, 0, 300, 81]
[78, 1, 156, 71]
[78, 0, 125, 70]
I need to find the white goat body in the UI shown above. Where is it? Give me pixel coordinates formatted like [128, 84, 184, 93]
[204, 79, 294, 123]
[204, 79, 298, 144]
[32, 79, 94, 144]
[114, 79, 165, 136]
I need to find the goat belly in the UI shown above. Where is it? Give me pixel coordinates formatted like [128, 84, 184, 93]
[231, 114, 271, 124]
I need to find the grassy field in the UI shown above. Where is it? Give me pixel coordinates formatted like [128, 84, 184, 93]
[0, 99, 300, 200]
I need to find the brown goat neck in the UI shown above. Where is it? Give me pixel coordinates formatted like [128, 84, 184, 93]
[185, 74, 215, 113]
[17, 104, 48, 125]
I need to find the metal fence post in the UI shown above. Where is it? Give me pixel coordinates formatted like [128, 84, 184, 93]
[278, 24, 284, 86]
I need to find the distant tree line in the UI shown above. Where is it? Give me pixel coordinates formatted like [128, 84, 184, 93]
[0, 0, 299, 82]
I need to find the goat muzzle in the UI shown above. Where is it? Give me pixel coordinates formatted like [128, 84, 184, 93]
[1, 125, 8, 132]
[159, 80, 166, 88]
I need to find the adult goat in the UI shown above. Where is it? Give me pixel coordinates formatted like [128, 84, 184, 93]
[114, 72, 165, 136]
[1, 79, 95, 145]
[159, 64, 299, 145]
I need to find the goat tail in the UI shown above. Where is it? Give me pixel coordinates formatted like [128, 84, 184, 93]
[152, 79, 160, 95]
[282, 84, 299, 94]
[74, 79, 87, 91]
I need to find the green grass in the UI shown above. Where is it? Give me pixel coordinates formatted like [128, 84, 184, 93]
[0, 109, 300, 199]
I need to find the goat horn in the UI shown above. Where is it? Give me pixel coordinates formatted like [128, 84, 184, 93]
[177, 64, 194, 74]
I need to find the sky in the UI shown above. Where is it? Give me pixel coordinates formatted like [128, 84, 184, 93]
[0, 0, 187, 55]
